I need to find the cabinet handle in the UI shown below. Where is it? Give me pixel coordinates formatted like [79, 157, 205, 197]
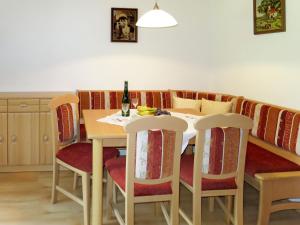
[0, 136, 3, 143]
[43, 135, 49, 142]
[11, 135, 17, 143]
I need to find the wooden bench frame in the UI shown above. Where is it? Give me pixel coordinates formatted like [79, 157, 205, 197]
[245, 135, 300, 225]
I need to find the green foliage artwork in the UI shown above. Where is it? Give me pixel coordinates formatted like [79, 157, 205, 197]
[254, 0, 286, 34]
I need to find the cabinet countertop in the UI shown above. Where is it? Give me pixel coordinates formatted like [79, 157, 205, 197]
[0, 92, 73, 99]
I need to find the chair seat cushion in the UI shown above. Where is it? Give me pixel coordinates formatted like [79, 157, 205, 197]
[180, 155, 237, 190]
[245, 142, 300, 177]
[105, 157, 172, 196]
[56, 143, 119, 173]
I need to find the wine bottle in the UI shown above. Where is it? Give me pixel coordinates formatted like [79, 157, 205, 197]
[121, 81, 130, 117]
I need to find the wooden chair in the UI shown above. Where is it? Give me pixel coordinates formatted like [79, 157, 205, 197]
[105, 116, 188, 225]
[179, 114, 253, 225]
[49, 94, 119, 225]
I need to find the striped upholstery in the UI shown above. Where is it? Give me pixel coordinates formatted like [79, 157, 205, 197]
[203, 127, 242, 175]
[174, 90, 236, 102]
[240, 99, 300, 155]
[173, 90, 241, 112]
[56, 103, 75, 143]
[78, 90, 241, 115]
[135, 129, 176, 179]
[239, 100, 258, 118]
[197, 92, 235, 102]
[77, 90, 173, 118]
[175, 90, 198, 99]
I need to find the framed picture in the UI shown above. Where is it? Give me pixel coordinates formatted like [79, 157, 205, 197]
[253, 0, 286, 35]
[111, 8, 138, 42]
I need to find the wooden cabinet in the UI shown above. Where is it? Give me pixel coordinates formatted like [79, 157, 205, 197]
[0, 112, 8, 166]
[39, 99, 53, 165]
[0, 100, 7, 166]
[0, 93, 69, 171]
[8, 112, 39, 165]
[7, 98, 40, 166]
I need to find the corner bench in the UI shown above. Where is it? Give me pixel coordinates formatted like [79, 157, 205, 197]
[238, 99, 300, 225]
[76, 89, 300, 225]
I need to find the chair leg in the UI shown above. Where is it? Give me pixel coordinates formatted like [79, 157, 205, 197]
[234, 191, 243, 225]
[226, 196, 233, 225]
[209, 197, 215, 212]
[51, 162, 59, 204]
[193, 192, 201, 225]
[170, 194, 180, 225]
[112, 182, 117, 204]
[82, 173, 91, 225]
[125, 196, 134, 225]
[73, 172, 79, 190]
[154, 202, 160, 215]
[106, 173, 114, 220]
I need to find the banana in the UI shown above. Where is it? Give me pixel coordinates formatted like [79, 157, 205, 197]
[137, 106, 157, 113]
[137, 105, 157, 116]
[137, 110, 155, 116]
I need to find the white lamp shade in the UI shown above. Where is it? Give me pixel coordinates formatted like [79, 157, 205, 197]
[136, 8, 178, 28]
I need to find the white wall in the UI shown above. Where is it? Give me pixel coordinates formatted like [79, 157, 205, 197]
[209, 0, 300, 109]
[1, 0, 299, 110]
[0, 0, 215, 91]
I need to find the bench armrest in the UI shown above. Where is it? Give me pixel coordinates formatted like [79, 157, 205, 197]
[255, 171, 300, 181]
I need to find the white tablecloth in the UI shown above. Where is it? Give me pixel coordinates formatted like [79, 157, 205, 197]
[97, 110, 201, 153]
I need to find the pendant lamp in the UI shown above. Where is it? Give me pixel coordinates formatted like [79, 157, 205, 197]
[136, 2, 177, 28]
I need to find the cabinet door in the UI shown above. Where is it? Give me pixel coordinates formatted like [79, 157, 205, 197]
[39, 112, 53, 165]
[8, 113, 39, 165]
[0, 113, 7, 165]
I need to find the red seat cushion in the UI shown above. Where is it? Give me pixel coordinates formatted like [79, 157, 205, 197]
[105, 157, 172, 196]
[245, 142, 300, 177]
[56, 143, 119, 173]
[180, 155, 237, 190]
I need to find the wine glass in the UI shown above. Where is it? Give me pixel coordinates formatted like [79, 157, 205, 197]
[122, 103, 130, 117]
[131, 98, 139, 109]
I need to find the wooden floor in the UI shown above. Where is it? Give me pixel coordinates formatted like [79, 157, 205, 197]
[0, 171, 299, 225]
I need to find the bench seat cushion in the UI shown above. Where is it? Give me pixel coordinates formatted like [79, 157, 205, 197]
[245, 142, 300, 177]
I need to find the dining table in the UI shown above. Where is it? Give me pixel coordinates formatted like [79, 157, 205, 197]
[82, 108, 203, 225]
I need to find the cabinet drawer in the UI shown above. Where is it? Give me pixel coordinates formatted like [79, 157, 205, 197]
[8, 99, 39, 112]
[0, 100, 7, 112]
[40, 99, 51, 112]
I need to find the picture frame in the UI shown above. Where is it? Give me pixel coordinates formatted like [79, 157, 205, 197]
[111, 8, 138, 42]
[253, 0, 286, 35]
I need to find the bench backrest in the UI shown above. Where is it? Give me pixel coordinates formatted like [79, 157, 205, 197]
[173, 90, 242, 113]
[237, 99, 300, 162]
[77, 90, 172, 118]
[77, 90, 242, 119]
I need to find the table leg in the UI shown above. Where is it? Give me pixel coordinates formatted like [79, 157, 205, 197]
[92, 139, 103, 225]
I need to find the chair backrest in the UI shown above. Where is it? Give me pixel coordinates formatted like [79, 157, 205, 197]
[193, 114, 253, 190]
[49, 94, 80, 153]
[124, 116, 188, 195]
